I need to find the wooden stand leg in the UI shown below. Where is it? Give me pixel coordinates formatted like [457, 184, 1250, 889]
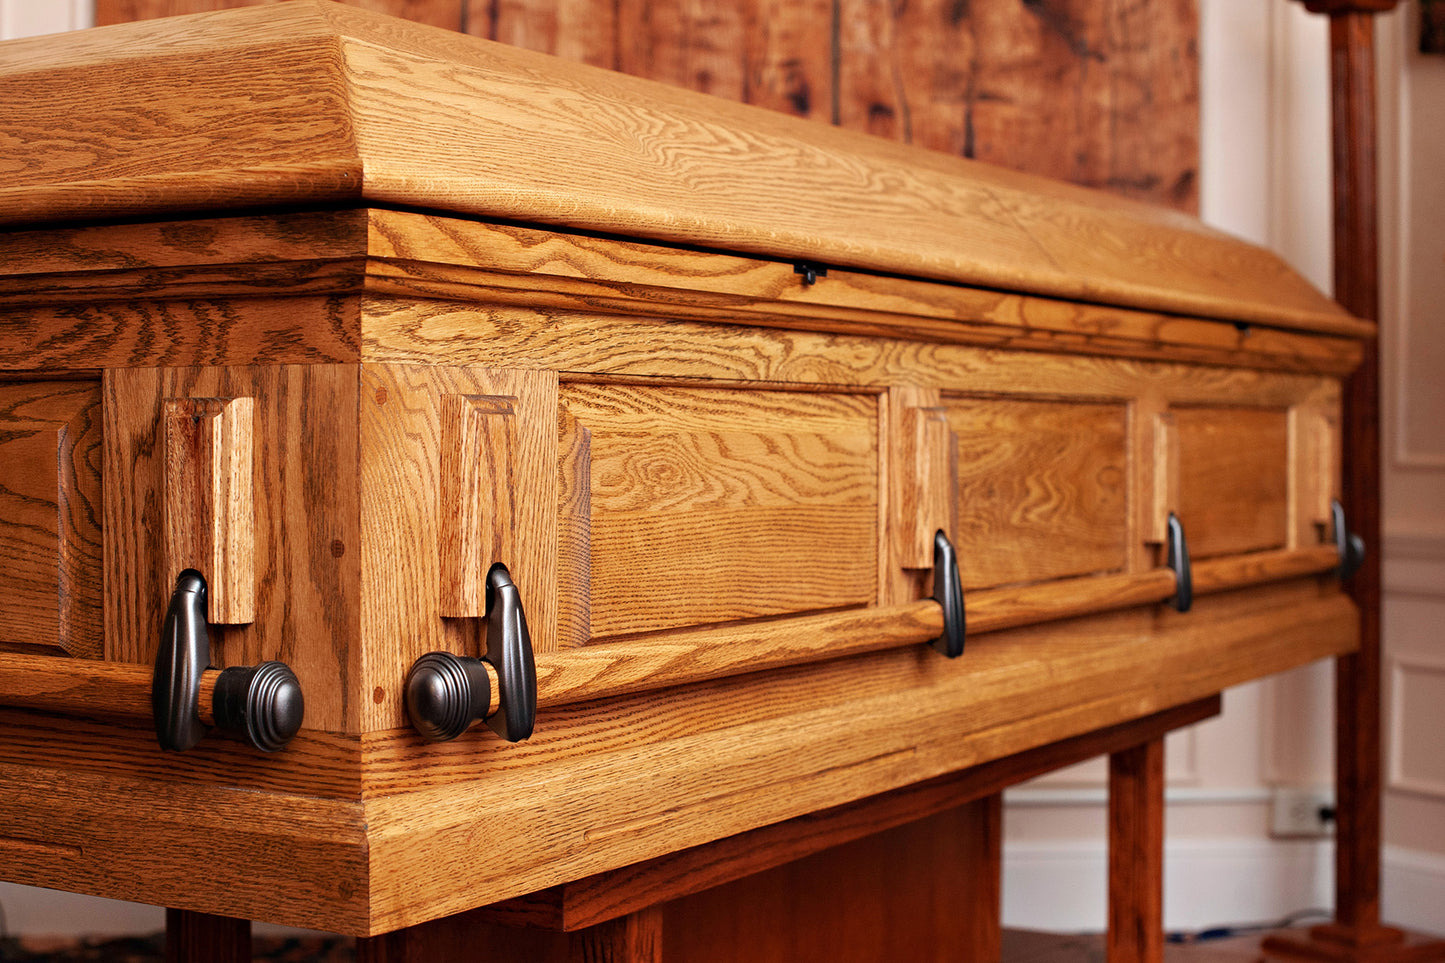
[165, 908, 250, 963]
[1265, 6, 1445, 959]
[357, 796, 1000, 963]
[569, 906, 663, 963]
[1108, 738, 1164, 963]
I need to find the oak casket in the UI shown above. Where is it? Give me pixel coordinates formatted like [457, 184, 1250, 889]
[0, 1, 1368, 936]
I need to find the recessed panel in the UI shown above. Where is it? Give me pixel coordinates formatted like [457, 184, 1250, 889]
[0, 381, 102, 657]
[1175, 406, 1289, 559]
[945, 397, 1128, 590]
[560, 384, 878, 642]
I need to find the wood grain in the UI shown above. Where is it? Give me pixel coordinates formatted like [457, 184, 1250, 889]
[0, 655, 231, 731]
[0, 578, 1345, 935]
[0, 207, 1367, 385]
[1108, 738, 1165, 963]
[0, 296, 362, 372]
[897, 399, 954, 570]
[0, 380, 102, 658]
[360, 364, 558, 730]
[438, 394, 517, 618]
[367, 297, 1349, 404]
[1175, 406, 1291, 559]
[1289, 406, 1338, 550]
[164, 396, 255, 625]
[363, 211, 1374, 352]
[105, 365, 362, 733]
[476, 0, 616, 70]
[1147, 411, 1180, 544]
[0, 544, 1339, 728]
[102, 0, 1188, 220]
[0, 706, 363, 799]
[2, 4, 1354, 337]
[0, 757, 370, 933]
[483, 699, 1215, 934]
[165, 909, 250, 963]
[359, 584, 1357, 932]
[0, 652, 161, 721]
[659, 801, 997, 963]
[946, 396, 1130, 590]
[531, 602, 943, 710]
[558, 382, 878, 641]
[838, 0, 1197, 213]
[1326, 9, 1390, 945]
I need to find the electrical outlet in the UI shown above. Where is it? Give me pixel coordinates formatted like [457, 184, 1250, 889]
[1270, 786, 1336, 838]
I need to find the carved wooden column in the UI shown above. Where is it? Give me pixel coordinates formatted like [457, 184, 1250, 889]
[1265, 3, 1444, 960]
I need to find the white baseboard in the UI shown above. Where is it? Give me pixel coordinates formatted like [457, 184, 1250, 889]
[1002, 838, 1334, 933]
[1383, 846, 1445, 937]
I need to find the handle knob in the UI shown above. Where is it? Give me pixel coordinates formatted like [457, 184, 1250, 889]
[405, 563, 537, 743]
[1166, 512, 1193, 613]
[212, 662, 305, 753]
[405, 652, 492, 743]
[153, 570, 305, 752]
[930, 530, 967, 658]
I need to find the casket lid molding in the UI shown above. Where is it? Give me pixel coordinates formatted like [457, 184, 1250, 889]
[0, 0, 1357, 335]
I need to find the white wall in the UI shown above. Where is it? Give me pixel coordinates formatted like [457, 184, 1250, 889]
[1379, 0, 1445, 935]
[0, 0, 91, 38]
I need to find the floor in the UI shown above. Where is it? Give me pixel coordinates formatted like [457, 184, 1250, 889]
[0, 928, 1290, 962]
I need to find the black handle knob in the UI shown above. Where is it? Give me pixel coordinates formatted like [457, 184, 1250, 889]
[404, 562, 537, 743]
[1332, 499, 1366, 581]
[1166, 512, 1193, 613]
[212, 662, 305, 752]
[405, 652, 492, 743]
[930, 530, 967, 658]
[153, 570, 305, 753]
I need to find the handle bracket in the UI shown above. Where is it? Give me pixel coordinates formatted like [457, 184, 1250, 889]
[930, 530, 967, 658]
[1332, 499, 1366, 581]
[405, 563, 537, 743]
[1166, 513, 1193, 613]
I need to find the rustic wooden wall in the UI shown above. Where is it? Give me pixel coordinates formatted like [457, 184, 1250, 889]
[96, 0, 1199, 212]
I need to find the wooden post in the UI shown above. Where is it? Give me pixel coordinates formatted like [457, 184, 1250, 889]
[1108, 739, 1164, 963]
[1266, 3, 1444, 960]
[165, 908, 250, 963]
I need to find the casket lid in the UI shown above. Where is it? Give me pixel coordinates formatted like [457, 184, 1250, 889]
[0, 0, 1360, 335]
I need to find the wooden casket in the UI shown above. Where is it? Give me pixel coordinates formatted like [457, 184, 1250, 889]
[0, 0, 1369, 943]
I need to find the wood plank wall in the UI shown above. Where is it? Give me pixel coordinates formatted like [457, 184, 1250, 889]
[96, 0, 1198, 213]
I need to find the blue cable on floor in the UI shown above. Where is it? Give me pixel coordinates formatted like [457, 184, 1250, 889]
[1167, 908, 1333, 943]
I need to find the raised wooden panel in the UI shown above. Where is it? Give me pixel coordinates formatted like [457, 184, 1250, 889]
[0, 381, 102, 658]
[944, 396, 1129, 591]
[163, 396, 255, 625]
[558, 384, 878, 642]
[1175, 406, 1291, 560]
